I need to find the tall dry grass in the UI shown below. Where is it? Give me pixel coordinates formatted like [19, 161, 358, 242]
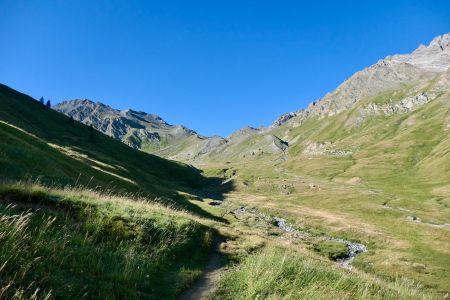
[0, 182, 212, 299]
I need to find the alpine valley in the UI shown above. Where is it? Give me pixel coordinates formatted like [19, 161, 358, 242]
[1, 33, 450, 299]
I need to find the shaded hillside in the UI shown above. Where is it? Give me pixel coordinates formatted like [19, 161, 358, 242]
[54, 99, 204, 152]
[0, 84, 221, 213]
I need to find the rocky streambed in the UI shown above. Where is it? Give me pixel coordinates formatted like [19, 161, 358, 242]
[326, 237, 367, 269]
[230, 206, 367, 269]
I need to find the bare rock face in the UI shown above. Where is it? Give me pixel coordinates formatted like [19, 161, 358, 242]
[241, 135, 288, 158]
[54, 100, 197, 150]
[389, 33, 450, 71]
[272, 112, 297, 127]
[197, 135, 228, 155]
[303, 141, 353, 157]
[356, 92, 437, 125]
[273, 33, 450, 126]
[268, 135, 289, 152]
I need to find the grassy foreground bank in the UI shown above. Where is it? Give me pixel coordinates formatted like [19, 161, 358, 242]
[0, 183, 213, 299]
[209, 247, 429, 300]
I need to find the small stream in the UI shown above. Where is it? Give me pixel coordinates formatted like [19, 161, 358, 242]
[327, 237, 367, 269]
[230, 206, 367, 269]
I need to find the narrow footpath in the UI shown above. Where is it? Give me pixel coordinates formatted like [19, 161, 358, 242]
[179, 236, 225, 300]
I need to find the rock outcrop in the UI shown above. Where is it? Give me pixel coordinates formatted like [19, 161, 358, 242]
[303, 142, 353, 157]
[273, 33, 450, 127]
[54, 99, 196, 150]
[356, 92, 437, 125]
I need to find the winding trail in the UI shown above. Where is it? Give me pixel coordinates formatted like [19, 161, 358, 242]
[179, 236, 225, 300]
[179, 202, 368, 299]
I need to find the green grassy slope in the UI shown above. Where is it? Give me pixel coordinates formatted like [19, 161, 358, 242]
[209, 247, 427, 300]
[198, 77, 450, 296]
[1, 81, 448, 299]
[0, 83, 216, 213]
[0, 183, 212, 299]
[0, 84, 227, 299]
[282, 87, 450, 195]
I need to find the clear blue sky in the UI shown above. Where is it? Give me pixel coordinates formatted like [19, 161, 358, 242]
[1, 1, 449, 136]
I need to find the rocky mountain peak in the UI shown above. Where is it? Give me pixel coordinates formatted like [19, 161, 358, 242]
[57, 99, 118, 115]
[271, 112, 298, 127]
[119, 108, 168, 126]
[227, 126, 260, 140]
[54, 99, 198, 150]
[386, 32, 450, 71]
[271, 33, 450, 128]
[427, 32, 450, 51]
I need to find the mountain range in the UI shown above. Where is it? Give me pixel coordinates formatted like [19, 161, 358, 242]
[54, 33, 450, 167]
[1, 33, 450, 298]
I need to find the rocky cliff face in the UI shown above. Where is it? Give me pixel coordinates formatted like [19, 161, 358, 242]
[54, 100, 197, 150]
[273, 33, 450, 127]
[355, 92, 437, 125]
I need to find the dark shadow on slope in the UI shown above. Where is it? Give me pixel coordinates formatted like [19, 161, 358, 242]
[195, 177, 236, 202]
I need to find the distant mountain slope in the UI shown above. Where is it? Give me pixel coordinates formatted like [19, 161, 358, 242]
[191, 33, 450, 201]
[53, 34, 450, 168]
[49, 33, 450, 181]
[0, 83, 214, 214]
[54, 99, 197, 151]
[54, 99, 291, 162]
[189, 33, 450, 169]
[272, 32, 450, 126]
[156, 33, 449, 211]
